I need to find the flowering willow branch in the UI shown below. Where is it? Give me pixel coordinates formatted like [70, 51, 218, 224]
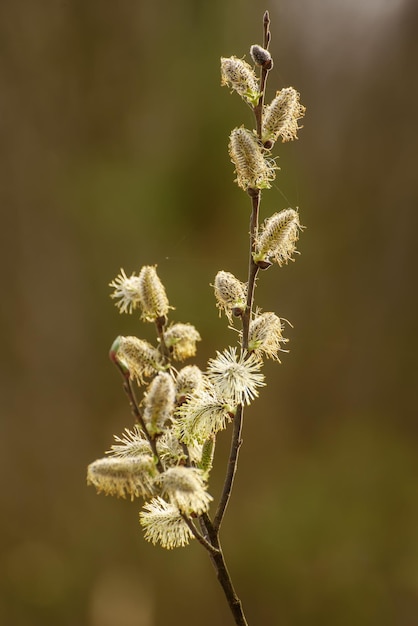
[87, 11, 305, 626]
[214, 14, 270, 534]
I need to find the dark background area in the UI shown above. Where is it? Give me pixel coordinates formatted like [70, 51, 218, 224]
[1, 1, 417, 625]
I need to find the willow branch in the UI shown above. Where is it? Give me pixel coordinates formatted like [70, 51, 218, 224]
[182, 515, 220, 556]
[208, 539, 249, 626]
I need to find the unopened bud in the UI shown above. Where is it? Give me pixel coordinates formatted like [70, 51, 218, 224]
[250, 44, 273, 69]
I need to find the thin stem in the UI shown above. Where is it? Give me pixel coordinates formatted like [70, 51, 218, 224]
[199, 511, 217, 544]
[242, 192, 260, 350]
[122, 376, 164, 473]
[253, 11, 272, 139]
[208, 538, 249, 626]
[182, 515, 220, 555]
[214, 191, 260, 532]
[213, 403, 243, 531]
[254, 69, 268, 139]
[155, 315, 171, 363]
[191, 515, 248, 625]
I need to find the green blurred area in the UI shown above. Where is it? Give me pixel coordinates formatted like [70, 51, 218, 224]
[1, 1, 417, 625]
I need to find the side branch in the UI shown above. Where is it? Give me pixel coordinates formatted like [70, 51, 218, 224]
[182, 515, 220, 556]
[213, 403, 244, 531]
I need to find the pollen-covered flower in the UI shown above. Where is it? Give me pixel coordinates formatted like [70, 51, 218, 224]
[117, 336, 163, 384]
[253, 209, 301, 267]
[156, 428, 186, 465]
[262, 87, 306, 146]
[175, 365, 204, 403]
[157, 428, 204, 468]
[175, 388, 234, 444]
[163, 323, 201, 361]
[143, 372, 176, 436]
[206, 347, 265, 406]
[214, 270, 247, 323]
[248, 312, 288, 361]
[157, 466, 212, 515]
[229, 127, 276, 191]
[187, 440, 206, 466]
[139, 497, 194, 549]
[220, 56, 261, 105]
[87, 456, 157, 500]
[107, 425, 152, 458]
[109, 269, 142, 314]
[137, 265, 171, 322]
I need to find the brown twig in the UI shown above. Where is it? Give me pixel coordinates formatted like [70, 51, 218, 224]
[253, 11, 272, 139]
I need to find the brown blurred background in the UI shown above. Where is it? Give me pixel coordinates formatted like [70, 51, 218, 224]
[1, 1, 417, 625]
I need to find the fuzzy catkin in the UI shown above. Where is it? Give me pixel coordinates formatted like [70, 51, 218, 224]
[138, 265, 170, 322]
[254, 209, 300, 266]
[262, 87, 305, 145]
[229, 127, 275, 191]
[220, 56, 260, 105]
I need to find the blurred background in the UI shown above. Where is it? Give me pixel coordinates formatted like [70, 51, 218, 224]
[1, 0, 417, 624]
